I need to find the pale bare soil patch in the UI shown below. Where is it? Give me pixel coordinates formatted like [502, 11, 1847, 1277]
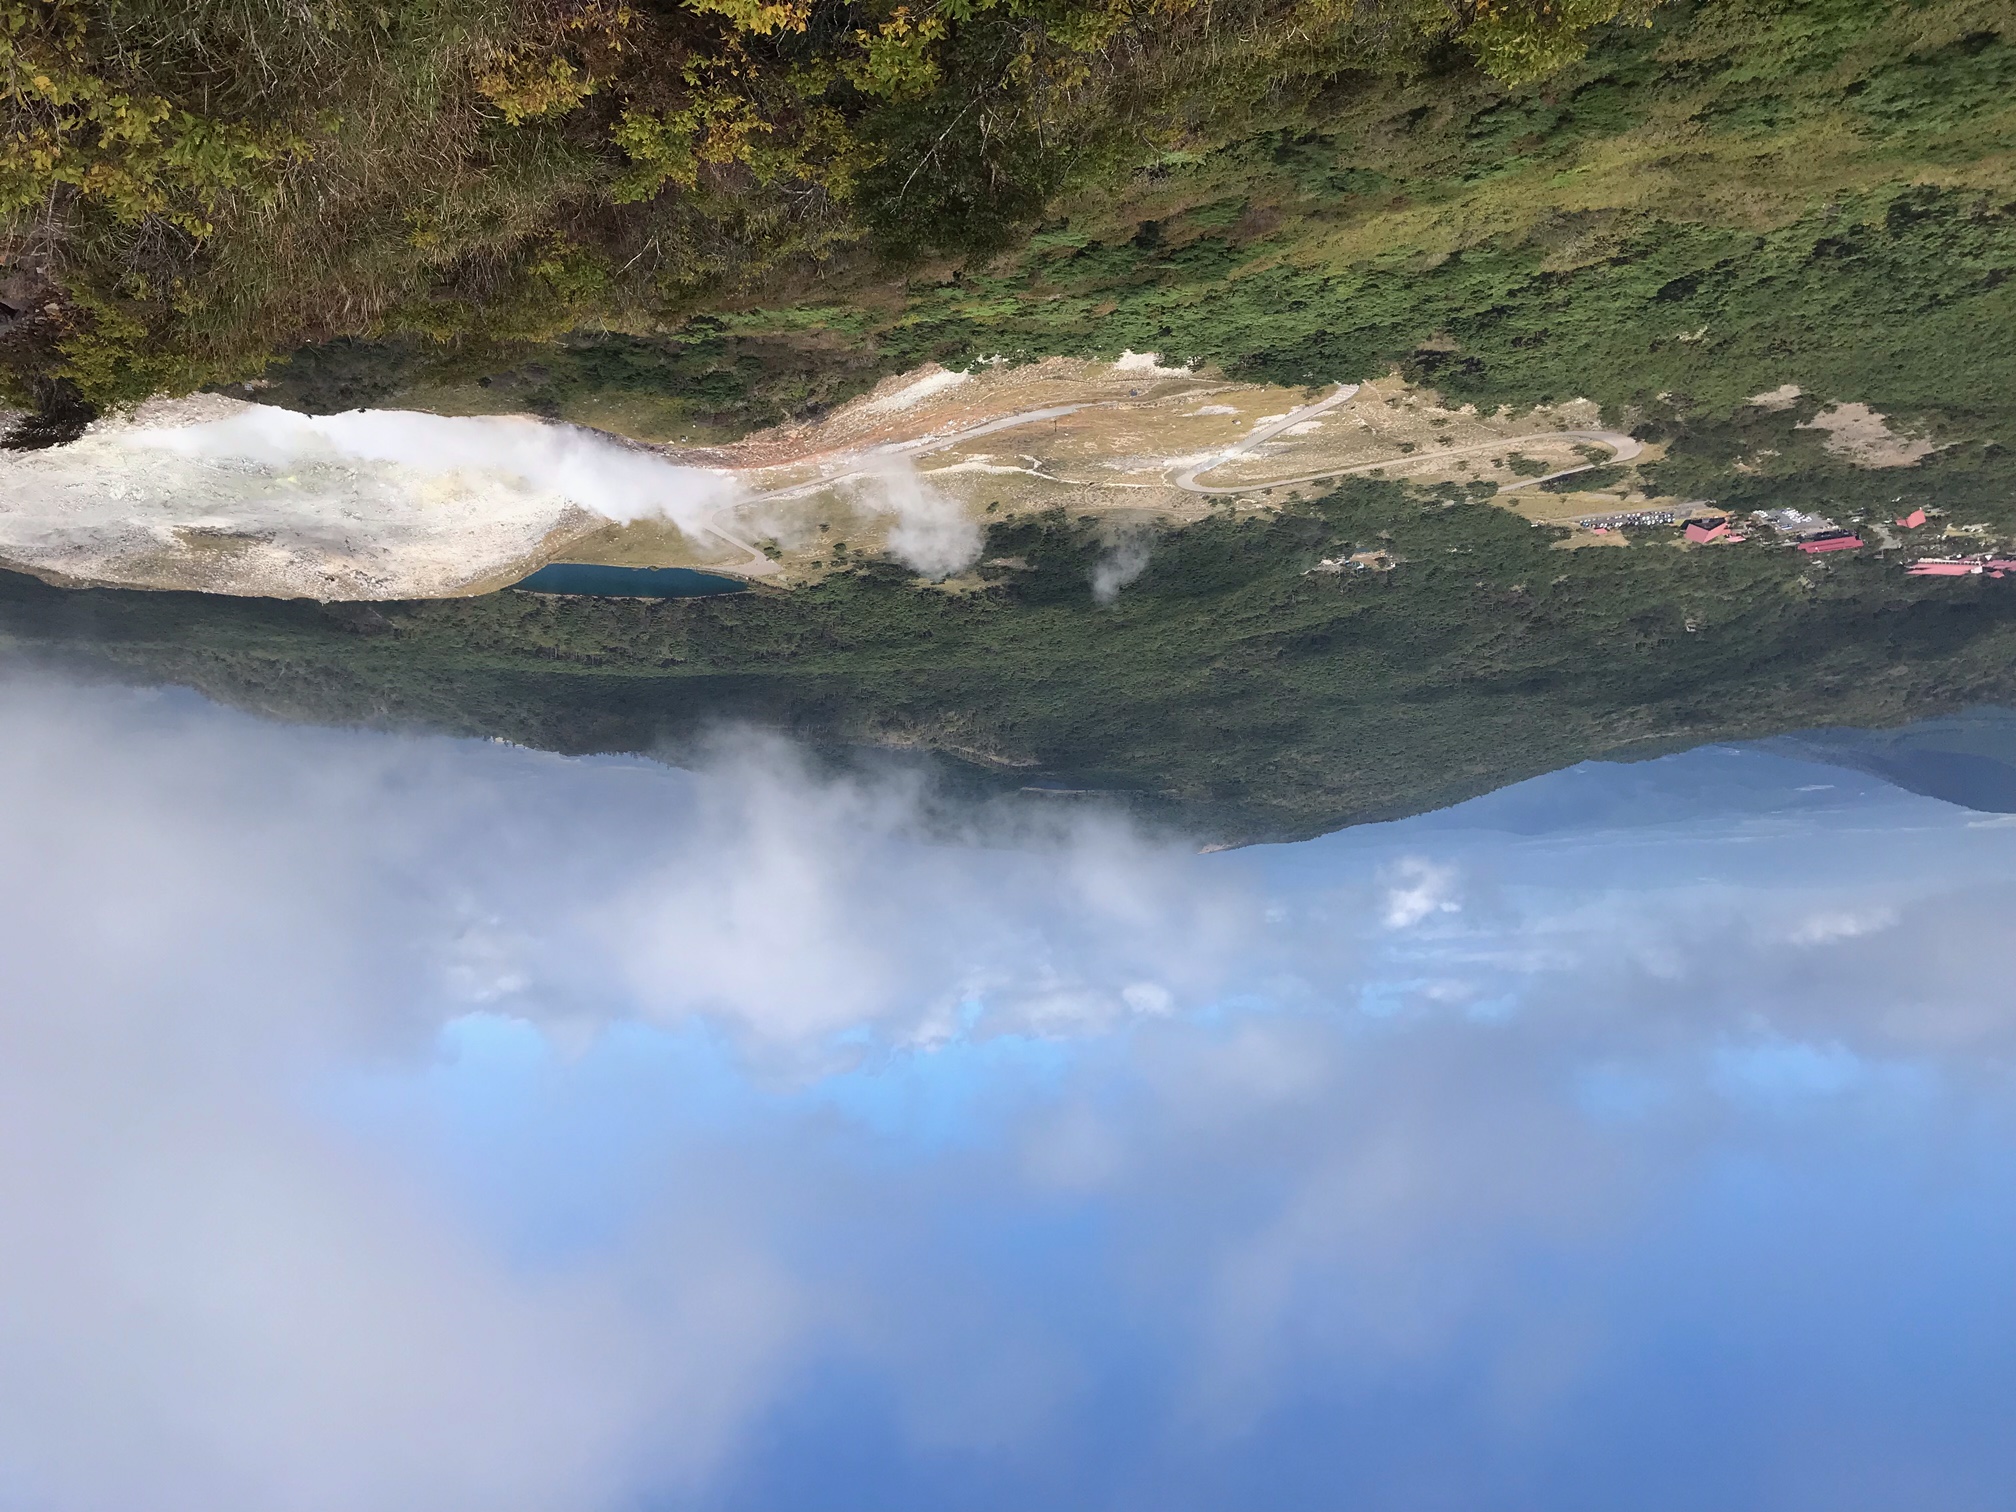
[0, 361, 1678, 598]
[588, 363, 1660, 587]
[1796, 402, 1938, 468]
[1183, 378, 1603, 490]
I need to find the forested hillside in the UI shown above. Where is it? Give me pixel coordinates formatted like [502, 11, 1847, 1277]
[0, 0, 1634, 420]
[6, 0, 2012, 441]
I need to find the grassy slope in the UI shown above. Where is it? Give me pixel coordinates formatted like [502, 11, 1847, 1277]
[16, 0, 2016, 842]
[257, 0, 2016, 441]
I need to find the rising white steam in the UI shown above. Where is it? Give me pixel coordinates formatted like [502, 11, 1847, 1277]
[0, 398, 741, 601]
[130, 406, 738, 529]
[852, 459, 984, 579]
[1090, 533, 1153, 605]
[132, 405, 741, 528]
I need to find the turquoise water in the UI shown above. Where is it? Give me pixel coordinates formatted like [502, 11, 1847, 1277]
[510, 563, 745, 598]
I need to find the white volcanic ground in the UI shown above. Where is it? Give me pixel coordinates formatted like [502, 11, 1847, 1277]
[3, 357, 1841, 601]
[0, 395, 739, 600]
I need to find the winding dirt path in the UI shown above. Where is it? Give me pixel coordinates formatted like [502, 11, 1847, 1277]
[1170, 383, 1363, 492]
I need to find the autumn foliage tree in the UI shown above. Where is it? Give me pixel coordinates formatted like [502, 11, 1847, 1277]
[0, 0, 1644, 414]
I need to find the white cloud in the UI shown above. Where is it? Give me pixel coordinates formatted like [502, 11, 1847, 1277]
[3, 678, 2016, 1506]
[0, 688, 770, 1512]
[585, 731, 1245, 1054]
[1784, 906, 1899, 945]
[0, 675, 1269, 1506]
[1380, 857, 1463, 929]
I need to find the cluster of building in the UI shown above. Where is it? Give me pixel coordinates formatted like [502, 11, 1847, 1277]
[1682, 517, 1749, 544]
[1557, 497, 2008, 578]
[1752, 507, 1834, 536]
[1905, 556, 2016, 577]
[1794, 529, 1866, 554]
[1676, 507, 1859, 551]
[1887, 508, 2016, 579]
[1748, 506, 1879, 553]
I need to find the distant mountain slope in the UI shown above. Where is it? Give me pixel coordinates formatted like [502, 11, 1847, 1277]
[1767, 709, 2016, 815]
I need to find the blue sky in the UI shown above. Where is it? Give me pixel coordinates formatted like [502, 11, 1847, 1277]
[3, 674, 2015, 1510]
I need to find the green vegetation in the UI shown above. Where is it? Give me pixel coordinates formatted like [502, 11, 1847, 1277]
[227, 0, 2016, 454]
[12, 451, 2016, 843]
[255, 170, 2016, 449]
[6, 0, 2016, 840]
[14, 0, 2014, 440]
[0, 0, 1639, 423]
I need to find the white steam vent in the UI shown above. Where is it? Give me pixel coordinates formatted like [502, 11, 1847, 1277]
[851, 459, 984, 580]
[0, 398, 742, 600]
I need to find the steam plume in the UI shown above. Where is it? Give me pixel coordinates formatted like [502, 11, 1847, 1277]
[853, 459, 984, 580]
[133, 406, 740, 531]
[1091, 533, 1153, 605]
